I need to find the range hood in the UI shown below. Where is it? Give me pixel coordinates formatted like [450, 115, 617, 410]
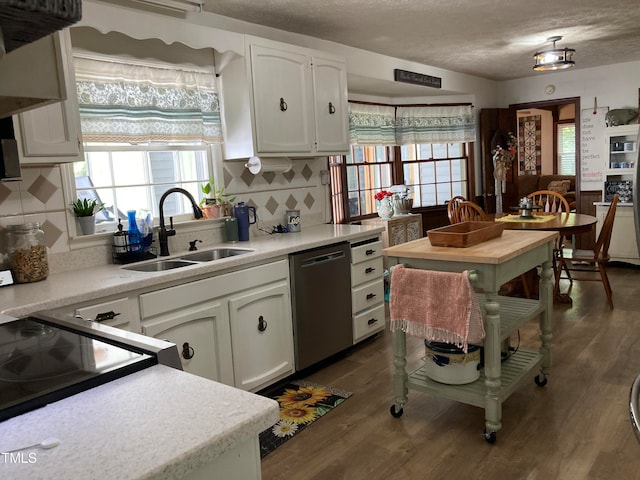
[0, 0, 82, 119]
[0, 0, 82, 57]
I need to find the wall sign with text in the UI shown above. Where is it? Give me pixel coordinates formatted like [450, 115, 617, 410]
[393, 69, 442, 89]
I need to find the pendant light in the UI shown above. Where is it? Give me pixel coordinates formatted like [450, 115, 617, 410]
[533, 36, 575, 71]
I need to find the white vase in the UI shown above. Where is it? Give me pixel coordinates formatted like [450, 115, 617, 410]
[376, 198, 394, 220]
[77, 215, 96, 235]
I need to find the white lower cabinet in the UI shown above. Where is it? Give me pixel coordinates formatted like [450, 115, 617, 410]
[350, 236, 385, 343]
[69, 296, 140, 333]
[142, 301, 234, 385]
[596, 203, 640, 265]
[229, 280, 293, 391]
[139, 259, 294, 391]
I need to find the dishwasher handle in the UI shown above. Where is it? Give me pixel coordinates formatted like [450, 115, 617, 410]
[300, 250, 346, 267]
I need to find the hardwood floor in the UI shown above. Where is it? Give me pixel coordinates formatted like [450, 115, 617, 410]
[261, 263, 640, 480]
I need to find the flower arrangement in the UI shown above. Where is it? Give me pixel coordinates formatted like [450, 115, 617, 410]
[374, 190, 393, 201]
[492, 131, 517, 184]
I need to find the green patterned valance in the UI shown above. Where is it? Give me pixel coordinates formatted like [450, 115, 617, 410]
[74, 56, 222, 144]
[349, 103, 475, 146]
[395, 105, 475, 144]
[349, 103, 397, 145]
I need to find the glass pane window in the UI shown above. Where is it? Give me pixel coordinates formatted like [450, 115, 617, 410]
[330, 140, 471, 222]
[74, 144, 211, 232]
[557, 123, 576, 175]
[400, 143, 468, 207]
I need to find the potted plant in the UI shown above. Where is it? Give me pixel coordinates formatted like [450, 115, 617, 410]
[200, 179, 236, 219]
[71, 198, 104, 235]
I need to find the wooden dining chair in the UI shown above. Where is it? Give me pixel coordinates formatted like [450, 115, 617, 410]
[527, 190, 571, 214]
[528, 189, 572, 282]
[452, 201, 487, 223]
[553, 195, 619, 309]
[447, 196, 467, 224]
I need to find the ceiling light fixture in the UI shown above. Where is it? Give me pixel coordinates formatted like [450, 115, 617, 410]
[533, 36, 575, 71]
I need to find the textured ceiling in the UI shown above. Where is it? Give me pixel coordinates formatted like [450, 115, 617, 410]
[203, 0, 640, 96]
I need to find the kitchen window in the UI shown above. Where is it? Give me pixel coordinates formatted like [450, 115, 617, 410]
[65, 42, 223, 235]
[333, 102, 475, 223]
[74, 143, 214, 233]
[330, 141, 471, 223]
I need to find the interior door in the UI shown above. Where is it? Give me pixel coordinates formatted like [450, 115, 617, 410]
[479, 108, 517, 212]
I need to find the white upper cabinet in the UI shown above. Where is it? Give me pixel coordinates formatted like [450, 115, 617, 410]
[220, 36, 349, 159]
[313, 56, 349, 153]
[12, 29, 83, 164]
[250, 44, 315, 153]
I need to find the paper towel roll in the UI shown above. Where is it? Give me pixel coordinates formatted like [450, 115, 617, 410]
[245, 156, 292, 174]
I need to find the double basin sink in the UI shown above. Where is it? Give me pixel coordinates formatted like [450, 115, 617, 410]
[123, 248, 254, 272]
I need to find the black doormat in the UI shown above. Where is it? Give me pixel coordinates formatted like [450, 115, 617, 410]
[258, 380, 352, 458]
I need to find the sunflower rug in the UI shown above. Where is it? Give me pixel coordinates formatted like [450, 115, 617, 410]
[258, 380, 353, 458]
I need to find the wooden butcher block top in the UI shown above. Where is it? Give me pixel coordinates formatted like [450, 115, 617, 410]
[383, 229, 558, 265]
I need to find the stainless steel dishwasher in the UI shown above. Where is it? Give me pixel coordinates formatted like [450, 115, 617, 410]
[290, 242, 352, 370]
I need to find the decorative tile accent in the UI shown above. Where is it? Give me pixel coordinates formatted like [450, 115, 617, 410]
[283, 170, 295, 183]
[28, 174, 58, 205]
[265, 196, 279, 215]
[223, 165, 233, 188]
[41, 217, 64, 249]
[263, 172, 276, 184]
[240, 168, 255, 187]
[285, 195, 298, 210]
[304, 193, 315, 209]
[0, 183, 12, 204]
[301, 164, 313, 181]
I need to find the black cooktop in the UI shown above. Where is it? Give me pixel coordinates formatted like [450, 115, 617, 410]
[0, 316, 157, 422]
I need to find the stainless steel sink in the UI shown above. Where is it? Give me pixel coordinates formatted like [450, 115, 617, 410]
[123, 259, 197, 272]
[122, 248, 253, 272]
[179, 248, 253, 262]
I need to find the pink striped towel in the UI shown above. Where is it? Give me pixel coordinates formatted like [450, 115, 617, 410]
[389, 265, 484, 352]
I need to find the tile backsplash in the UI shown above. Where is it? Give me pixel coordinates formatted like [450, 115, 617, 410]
[0, 158, 330, 273]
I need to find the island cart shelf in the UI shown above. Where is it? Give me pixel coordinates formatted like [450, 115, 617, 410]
[383, 229, 558, 443]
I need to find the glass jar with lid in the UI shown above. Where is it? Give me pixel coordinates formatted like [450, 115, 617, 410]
[7, 223, 49, 283]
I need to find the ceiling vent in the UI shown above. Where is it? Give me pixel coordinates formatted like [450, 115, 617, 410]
[128, 0, 204, 13]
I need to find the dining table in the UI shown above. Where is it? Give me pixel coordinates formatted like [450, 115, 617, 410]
[491, 211, 598, 303]
[491, 212, 598, 237]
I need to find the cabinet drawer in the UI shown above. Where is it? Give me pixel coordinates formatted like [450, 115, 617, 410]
[352, 279, 384, 314]
[350, 257, 383, 287]
[74, 298, 137, 332]
[353, 303, 386, 343]
[351, 240, 382, 264]
[140, 259, 289, 318]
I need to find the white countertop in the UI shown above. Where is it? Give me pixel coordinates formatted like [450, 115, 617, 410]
[0, 365, 280, 480]
[1, 224, 383, 317]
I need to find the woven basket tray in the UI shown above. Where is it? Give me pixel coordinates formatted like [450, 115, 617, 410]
[427, 221, 505, 248]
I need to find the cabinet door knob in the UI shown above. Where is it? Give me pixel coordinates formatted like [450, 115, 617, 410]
[182, 342, 195, 360]
[279, 98, 288, 112]
[328, 102, 336, 114]
[258, 315, 268, 332]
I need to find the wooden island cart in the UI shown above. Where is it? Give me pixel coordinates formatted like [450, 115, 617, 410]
[384, 229, 558, 443]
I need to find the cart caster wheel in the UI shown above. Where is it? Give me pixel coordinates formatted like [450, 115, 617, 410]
[484, 430, 497, 444]
[389, 405, 404, 418]
[535, 373, 548, 387]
